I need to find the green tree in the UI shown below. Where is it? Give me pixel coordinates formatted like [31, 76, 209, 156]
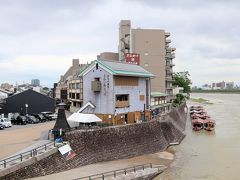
[172, 93, 185, 107]
[173, 71, 192, 95]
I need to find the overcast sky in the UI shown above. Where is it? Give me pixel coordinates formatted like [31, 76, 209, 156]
[0, 0, 239, 87]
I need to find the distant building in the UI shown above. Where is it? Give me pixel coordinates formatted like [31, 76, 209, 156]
[202, 84, 211, 90]
[226, 82, 234, 89]
[0, 89, 13, 100]
[1, 89, 55, 114]
[31, 79, 40, 87]
[212, 81, 225, 90]
[0, 83, 14, 91]
[55, 59, 86, 102]
[79, 59, 154, 125]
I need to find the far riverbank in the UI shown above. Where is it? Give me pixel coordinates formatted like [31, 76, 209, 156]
[191, 89, 240, 94]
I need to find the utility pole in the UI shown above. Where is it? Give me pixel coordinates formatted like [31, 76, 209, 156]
[144, 103, 146, 122]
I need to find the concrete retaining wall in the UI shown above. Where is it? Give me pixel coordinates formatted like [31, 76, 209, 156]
[1, 103, 187, 180]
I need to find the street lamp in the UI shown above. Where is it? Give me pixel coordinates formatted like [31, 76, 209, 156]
[25, 104, 28, 115]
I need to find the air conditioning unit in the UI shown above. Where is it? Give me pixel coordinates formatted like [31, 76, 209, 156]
[91, 81, 101, 92]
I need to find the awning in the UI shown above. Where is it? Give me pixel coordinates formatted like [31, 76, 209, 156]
[67, 113, 102, 127]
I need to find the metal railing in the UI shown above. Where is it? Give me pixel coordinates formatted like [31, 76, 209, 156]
[73, 163, 165, 180]
[0, 141, 55, 169]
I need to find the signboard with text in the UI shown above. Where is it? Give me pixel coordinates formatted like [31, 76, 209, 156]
[58, 144, 76, 160]
[125, 53, 140, 65]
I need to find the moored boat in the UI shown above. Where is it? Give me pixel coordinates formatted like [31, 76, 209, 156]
[190, 105, 216, 132]
[192, 119, 204, 131]
[203, 119, 215, 131]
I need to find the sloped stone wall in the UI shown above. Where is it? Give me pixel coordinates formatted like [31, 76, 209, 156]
[2, 103, 187, 180]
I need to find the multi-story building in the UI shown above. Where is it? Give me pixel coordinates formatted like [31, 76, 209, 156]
[67, 77, 83, 112]
[55, 59, 85, 103]
[118, 20, 176, 101]
[79, 59, 154, 125]
[31, 79, 40, 87]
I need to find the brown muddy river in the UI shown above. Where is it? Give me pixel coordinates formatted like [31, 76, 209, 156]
[157, 93, 240, 180]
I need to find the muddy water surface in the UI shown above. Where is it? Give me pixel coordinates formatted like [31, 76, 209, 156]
[157, 93, 240, 180]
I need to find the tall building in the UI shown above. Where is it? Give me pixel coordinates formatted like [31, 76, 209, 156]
[118, 20, 175, 99]
[31, 79, 40, 87]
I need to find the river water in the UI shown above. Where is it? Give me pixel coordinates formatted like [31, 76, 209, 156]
[157, 93, 240, 180]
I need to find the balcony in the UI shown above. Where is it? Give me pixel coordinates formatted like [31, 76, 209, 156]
[166, 48, 171, 53]
[166, 47, 176, 53]
[166, 70, 173, 75]
[166, 75, 174, 82]
[166, 86, 173, 90]
[165, 39, 171, 44]
[165, 32, 170, 37]
[166, 61, 175, 67]
[166, 53, 175, 59]
[115, 101, 129, 108]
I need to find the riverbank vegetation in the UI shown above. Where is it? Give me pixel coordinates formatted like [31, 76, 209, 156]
[191, 89, 240, 94]
[190, 98, 213, 104]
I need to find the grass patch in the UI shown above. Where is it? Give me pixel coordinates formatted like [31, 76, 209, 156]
[190, 98, 213, 104]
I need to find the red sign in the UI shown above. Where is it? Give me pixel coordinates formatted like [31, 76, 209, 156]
[125, 53, 140, 65]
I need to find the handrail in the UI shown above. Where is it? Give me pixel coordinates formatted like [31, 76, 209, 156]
[0, 141, 55, 169]
[73, 163, 165, 180]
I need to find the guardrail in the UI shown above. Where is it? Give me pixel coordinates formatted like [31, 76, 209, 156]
[73, 163, 165, 180]
[0, 141, 55, 169]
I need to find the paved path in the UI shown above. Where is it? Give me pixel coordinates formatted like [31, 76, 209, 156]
[0, 121, 55, 160]
[30, 151, 173, 180]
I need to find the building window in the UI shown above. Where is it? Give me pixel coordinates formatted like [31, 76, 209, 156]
[76, 93, 80, 99]
[76, 83, 80, 89]
[116, 94, 129, 101]
[73, 83, 76, 89]
[94, 77, 100, 81]
[69, 93, 71, 98]
[151, 98, 154, 106]
[73, 102, 76, 107]
[72, 93, 75, 99]
[69, 83, 71, 89]
[96, 63, 99, 70]
[115, 94, 129, 108]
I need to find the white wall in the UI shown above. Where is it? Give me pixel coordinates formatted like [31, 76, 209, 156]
[83, 65, 114, 114]
[114, 78, 147, 114]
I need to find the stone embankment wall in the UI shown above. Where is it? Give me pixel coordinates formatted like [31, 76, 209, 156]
[1, 103, 187, 180]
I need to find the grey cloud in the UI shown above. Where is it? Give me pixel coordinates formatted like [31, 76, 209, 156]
[0, 0, 240, 86]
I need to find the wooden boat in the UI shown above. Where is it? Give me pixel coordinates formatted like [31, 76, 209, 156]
[203, 119, 215, 131]
[191, 113, 210, 119]
[190, 110, 206, 115]
[192, 119, 204, 131]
